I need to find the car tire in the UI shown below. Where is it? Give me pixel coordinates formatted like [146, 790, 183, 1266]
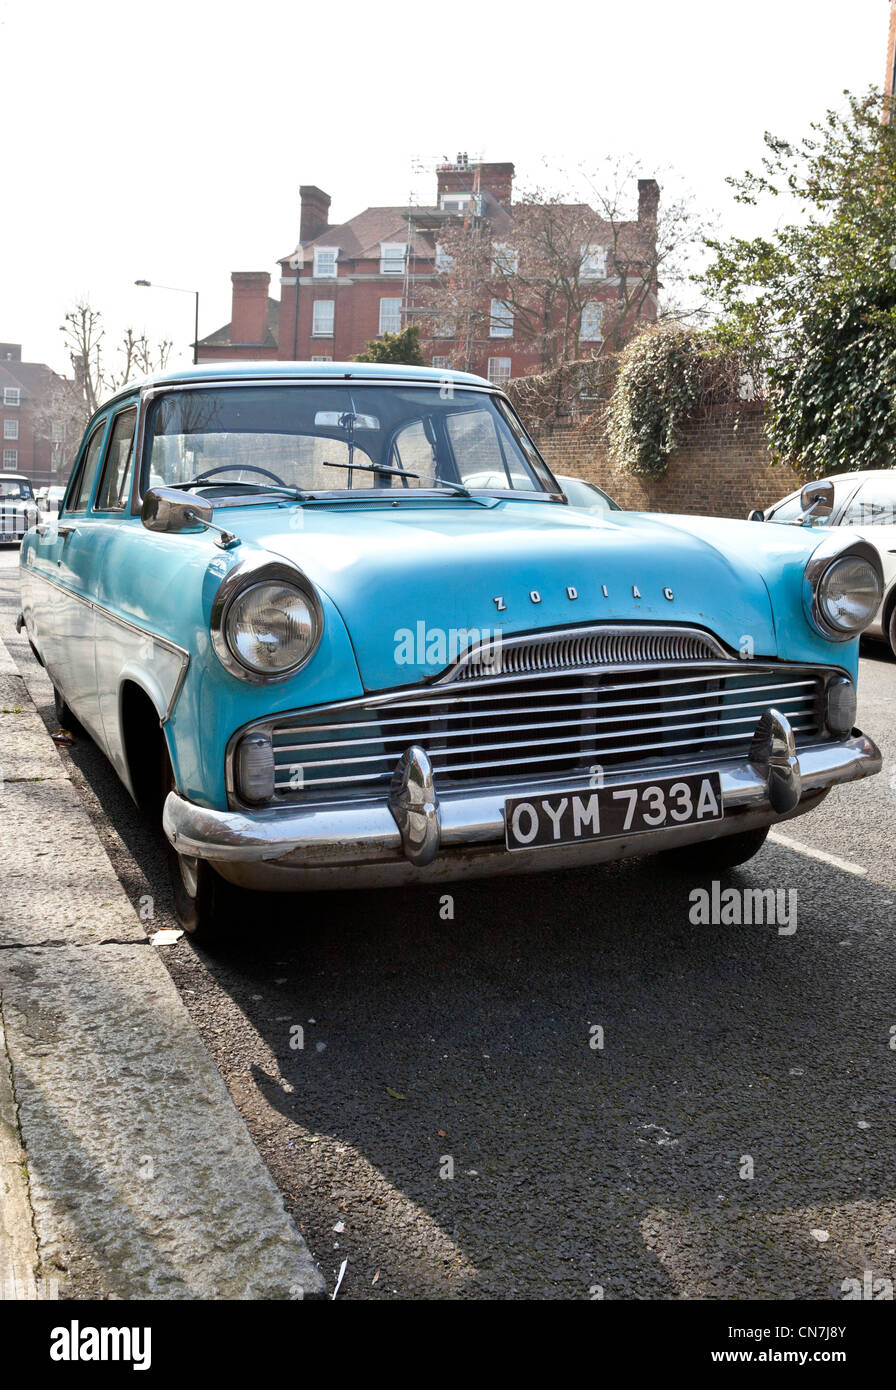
[52, 684, 80, 734]
[161, 752, 243, 944]
[888, 605, 896, 661]
[659, 825, 770, 874]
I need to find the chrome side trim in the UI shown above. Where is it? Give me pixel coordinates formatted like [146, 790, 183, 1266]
[25, 568, 190, 721]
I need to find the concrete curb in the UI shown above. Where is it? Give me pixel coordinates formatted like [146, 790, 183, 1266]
[0, 627, 325, 1300]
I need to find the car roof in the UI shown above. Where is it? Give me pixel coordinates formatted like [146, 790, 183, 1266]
[0, 472, 29, 481]
[96, 360, 494, 413]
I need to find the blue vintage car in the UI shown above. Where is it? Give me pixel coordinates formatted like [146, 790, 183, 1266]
[17, 362, 884, 938]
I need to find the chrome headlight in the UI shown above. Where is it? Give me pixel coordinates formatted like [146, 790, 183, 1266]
[804, 537, 883, 641]
[211, 558, 323, 683]
[817, 557, 881, 634]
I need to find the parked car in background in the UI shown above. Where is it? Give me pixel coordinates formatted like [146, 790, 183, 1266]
[557, 474, 621, 515]
[0, 473, 39, 546]
[18, 363, 884, 939]
[751, 470, 896, 656]
[36, 485, 66, 514]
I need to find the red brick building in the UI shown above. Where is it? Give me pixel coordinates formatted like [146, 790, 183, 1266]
[886, 0, 896, 100]
[198, 160, 660, 382]
[0, 344, 67, 487]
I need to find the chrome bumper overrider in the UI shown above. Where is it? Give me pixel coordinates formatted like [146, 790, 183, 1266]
[162, 717, 882, 892]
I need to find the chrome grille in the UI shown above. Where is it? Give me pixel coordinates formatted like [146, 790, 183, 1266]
[444, 624, 727, 681]
[264, 663, 828, 803]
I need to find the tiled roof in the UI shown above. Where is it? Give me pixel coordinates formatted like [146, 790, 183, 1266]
[0, 359, 61, 399]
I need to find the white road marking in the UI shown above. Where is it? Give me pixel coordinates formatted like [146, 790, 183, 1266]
[768, 830, 867, 877]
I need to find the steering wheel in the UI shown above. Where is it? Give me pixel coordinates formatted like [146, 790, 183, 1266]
[192, 464, 287, 486]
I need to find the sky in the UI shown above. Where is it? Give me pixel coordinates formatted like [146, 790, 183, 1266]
[1, 0, 890, 378]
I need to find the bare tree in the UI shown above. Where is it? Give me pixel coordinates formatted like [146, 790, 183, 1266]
[416, 163, 708, 373]
[59, 299, 172, 425]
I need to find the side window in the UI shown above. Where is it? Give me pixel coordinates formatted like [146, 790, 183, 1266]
[445, 407, 531, 488]
[65, 420, 108, 514]
[94, 407, 137, 511]
[841, 477, 896, 527]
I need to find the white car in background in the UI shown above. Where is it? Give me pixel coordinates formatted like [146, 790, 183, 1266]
[0, 473, 39, 546]
[752, 469, 896, 656]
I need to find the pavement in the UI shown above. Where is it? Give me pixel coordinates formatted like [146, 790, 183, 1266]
[1, 545, 895, 1300]
[0, 552, 325, 1299]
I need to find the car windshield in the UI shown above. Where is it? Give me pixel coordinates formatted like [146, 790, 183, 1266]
[143, 384, 557, 498]
[0, 479, 32, 500]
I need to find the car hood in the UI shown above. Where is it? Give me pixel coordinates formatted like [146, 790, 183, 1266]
[224, 498, 801, 693]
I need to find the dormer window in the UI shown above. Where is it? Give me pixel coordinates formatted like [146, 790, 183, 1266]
[580, 245, 607, 279]
[380, 243, 407, 275]
[313, 247, 338, 278]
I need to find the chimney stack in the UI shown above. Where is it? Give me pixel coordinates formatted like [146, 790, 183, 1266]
[230, 272, 270, 344]
[436, 161, 514, 209]
[638, 179, 660, 225]
[299, 186, 331, 244]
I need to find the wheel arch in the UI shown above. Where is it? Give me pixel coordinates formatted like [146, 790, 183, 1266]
[118, 675, 170, 814]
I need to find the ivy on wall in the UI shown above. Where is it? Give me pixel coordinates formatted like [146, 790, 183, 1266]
[604, 327, 756, 478]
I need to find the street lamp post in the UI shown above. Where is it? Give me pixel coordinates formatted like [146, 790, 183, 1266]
[134, 280, 200, 364]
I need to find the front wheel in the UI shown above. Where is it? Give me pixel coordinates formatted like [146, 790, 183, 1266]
[162, 754, 244, 943]
[888, 605, 896, 661]
[658, 825, 770, 874]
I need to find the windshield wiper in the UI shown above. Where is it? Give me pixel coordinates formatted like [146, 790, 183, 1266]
[322, 461, 420, 482]
[322, 462, 486, 500]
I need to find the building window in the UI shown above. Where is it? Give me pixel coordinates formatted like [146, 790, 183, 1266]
[3, 387, 20, 407]
[492, 243, 518, 276]
[380, 243, 406, 276]
[51, 422, 65, 442]
[379, 298, 402, 334]
[580, 245, 607, 279]
[487, 357, 512, 385]
[579, 302, 604, 342]
[489, 299, 513, 338]
[4, 419, 19, 440]
[312, 300, 335, 337]
[2, 449, 18, 467]
[313, 247, 338, 278]
[311, 355, 332, 362]
[440, 193, 472, 213]
[434, 243, 453, 272]
[431, 355, 449, 369]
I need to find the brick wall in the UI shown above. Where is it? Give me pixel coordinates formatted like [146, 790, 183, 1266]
[532, 404, 802, 518]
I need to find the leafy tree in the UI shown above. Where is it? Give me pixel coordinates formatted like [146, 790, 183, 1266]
[702, 89, 896, 476]
[354, 323, 424, 365]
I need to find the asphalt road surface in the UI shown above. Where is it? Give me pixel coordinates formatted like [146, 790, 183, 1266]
[2, 544, 895, 1301]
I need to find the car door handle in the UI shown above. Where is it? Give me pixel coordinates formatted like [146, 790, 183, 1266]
[35, 522, 77, 538]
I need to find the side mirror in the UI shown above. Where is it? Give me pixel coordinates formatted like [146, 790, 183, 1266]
[798, 479, 835, 522]
[747, 508, 765, 522]
[141, 486, 212, 534]
[141, 487, 239, 549]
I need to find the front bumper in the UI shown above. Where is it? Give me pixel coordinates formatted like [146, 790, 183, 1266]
[162, 725, 882, 892]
